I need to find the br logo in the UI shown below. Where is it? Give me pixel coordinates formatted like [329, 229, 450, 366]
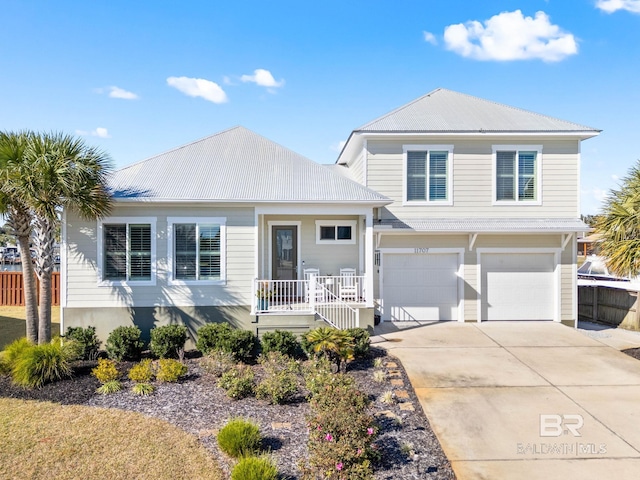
[540, 414, 584, 437]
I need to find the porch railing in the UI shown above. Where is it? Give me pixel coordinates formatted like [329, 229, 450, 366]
[312, 280, 359, 330]
[255, 279, 310, 312]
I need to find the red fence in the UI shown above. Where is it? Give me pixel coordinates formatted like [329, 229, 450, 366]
[0, 272, 60, 306]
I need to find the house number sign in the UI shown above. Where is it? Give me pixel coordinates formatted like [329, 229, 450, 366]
[414, 248, 429, 254]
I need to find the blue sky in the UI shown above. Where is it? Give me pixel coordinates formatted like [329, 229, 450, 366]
[1, 0, 639, 215]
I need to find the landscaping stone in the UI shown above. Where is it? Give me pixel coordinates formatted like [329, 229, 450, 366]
[391, 378, 404, 386]
[395, 389, 410, 399]
[271, 422, 292, 430]
[399, 402, 415, 411]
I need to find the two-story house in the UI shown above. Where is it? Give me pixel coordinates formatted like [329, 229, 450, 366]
[60, 88, 599, 343]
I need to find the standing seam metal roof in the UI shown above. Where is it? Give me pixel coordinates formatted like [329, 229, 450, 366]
[109, 126, 390, 203]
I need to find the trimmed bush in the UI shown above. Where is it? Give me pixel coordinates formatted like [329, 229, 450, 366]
[156, 358, 188, 383]
[231, 456, 278, 480]
[200, 350, 236, 378]
[196, 323, 259, 363]
[0, 337, 33, 375]
[106, 326, 144, 361]
[149, 324, 188, 359]
[345, 328, 370, 358]
[260, 330, 301, 358]
[217, 417, 262, 458]
[92, 358, 120, 383]
[218, 364, 255, 399]
[65, 326, 101, 360]
[128, 359, 154, 383]
[10, 339, 76, 388]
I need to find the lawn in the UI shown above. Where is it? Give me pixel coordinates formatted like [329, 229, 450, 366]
[0, 398, 224, 480]
[0, 306, 60, 349]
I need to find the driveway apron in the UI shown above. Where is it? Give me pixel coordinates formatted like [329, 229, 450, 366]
[376, 321, 640, 480]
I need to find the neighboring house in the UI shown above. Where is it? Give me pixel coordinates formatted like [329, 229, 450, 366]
[60, 88, 600, 342]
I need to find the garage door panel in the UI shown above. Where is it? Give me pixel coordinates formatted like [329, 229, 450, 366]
[383, 253, 459, 322]
[482, 253, 555, 321]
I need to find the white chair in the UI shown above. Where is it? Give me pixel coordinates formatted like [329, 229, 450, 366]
[303, 268, 323, 303]
[339, 268, 358, 301]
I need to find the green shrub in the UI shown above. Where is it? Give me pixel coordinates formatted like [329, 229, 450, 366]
[0, 337, 33, 375]
[255, 352, 300, 404]
[200, 350, 236, 377]
[304, 327, 354, 371]
[218, 364, 255, 399]
[302, 357, 355, 398]
[231, 456, 278, 480]
[260, 330, 301, 358]
[132, 382, 155, 395]
[196, 323, 259, 362]
[96, 380, 122, 394]
[156, 359, 187, 383]
[106, 326, 144, 361]
[65, 326, 101, 360]
[345, 328, 370, 358]
[195, 323, 233, 355]
[149, 324, 188, 359]
[10, 339, 76, 388]
[128, 359, 154, 383]
[91, 358, 120, 383]
[217, 418, 262, 458]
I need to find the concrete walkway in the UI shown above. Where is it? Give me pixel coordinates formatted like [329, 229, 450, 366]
[374, 321, 640, 480]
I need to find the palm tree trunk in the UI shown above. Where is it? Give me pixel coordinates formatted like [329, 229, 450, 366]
[7, 206, 38, 343]
[34, 215, 57, 344]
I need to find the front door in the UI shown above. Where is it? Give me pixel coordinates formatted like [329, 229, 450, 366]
[272, 226, 297, 280]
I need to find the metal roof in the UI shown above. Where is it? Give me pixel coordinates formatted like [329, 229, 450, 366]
[376, 218, 589, 233]
[110, 126, 390, 203]
[356, 88, 600, 134]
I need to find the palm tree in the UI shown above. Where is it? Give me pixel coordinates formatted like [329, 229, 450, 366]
[596, 160, 640, 278]
[0, 131, 39, 342]
[15, 132, 113, 343]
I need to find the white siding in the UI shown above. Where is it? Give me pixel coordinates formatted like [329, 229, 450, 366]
[65, 205, 255, 308]
[366, 136, 581, 219]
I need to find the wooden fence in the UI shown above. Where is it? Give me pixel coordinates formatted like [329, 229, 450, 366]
[578, 284, 640, 330]
[0, 272, 60, 307]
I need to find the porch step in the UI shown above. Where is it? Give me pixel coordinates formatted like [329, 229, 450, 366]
[253, 312, 327, 337]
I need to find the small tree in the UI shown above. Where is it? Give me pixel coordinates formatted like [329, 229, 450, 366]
[596, 160, 640, 277]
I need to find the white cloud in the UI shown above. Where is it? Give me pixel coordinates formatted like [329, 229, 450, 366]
[240, 69, 285, 89]
[108, 86, 138, 100]
[76, 128, 111, 138]
[612, 174, 620, 181]
[423, 31, 438, 45]
[596, 0, 640, 13]
[166, 76, 228, 104]
[331, 140, 347, 152]
[443, 10, 578, 62]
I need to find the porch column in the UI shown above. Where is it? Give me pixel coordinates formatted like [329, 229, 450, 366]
[365, 212, 374, 308]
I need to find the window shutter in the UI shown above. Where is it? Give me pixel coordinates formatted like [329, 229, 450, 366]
[496, 151, 515, 200]
[429, 151, 448, 200]
[407, 151, 427, 201]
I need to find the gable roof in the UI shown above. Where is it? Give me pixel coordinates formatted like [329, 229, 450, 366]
[356, 88, 600, 134]
[109, 126, 389, 204]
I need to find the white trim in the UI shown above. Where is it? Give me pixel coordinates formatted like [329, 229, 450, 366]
[476, 247, 561, 322]
[166, 217, 227, 286]
[267, 221, 302, 280]
[365, 213, 374, 308]
[378, 248, 465, 323]
[97, 217, 157, 287]
[256, 205, 378, 215]
[571, 236, 578, 327]
[402, 144, 454, 206]
[315, 220, 357, 245]
[469, 233, 478, 251]
[358, 132, 600, 139]
[362, 139, 368, 187]
[492, 145, 542, 206]
[60, 209, 67, 336]
[577, 141, 582, 217]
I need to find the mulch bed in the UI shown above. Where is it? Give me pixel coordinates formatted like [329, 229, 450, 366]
[0, 348, 455, 480]
[622, 347, 640, 361]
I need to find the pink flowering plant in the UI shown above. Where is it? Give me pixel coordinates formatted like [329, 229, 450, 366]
[299, 381, 379, 479]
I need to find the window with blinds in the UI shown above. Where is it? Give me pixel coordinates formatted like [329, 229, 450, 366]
[496, 150, 537, 201]
[406, 150, 449, 202]
[174, 223, 221, 280]
[103, 223, 151, 281]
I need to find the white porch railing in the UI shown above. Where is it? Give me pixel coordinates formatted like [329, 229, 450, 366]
[253, 275, 364, 329]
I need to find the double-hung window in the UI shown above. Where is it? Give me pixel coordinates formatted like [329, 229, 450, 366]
[493, 146, 542, 204]
[99, 218, 156, 284]
[403, 145, 453, 204]
[168, 217, 226, 284]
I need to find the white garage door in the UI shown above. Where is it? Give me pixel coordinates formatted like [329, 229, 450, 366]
[383, 253, 459, 321]
[481, 253, 555, 321]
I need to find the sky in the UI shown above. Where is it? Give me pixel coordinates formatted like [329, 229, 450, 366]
[1, 0, 639, 215]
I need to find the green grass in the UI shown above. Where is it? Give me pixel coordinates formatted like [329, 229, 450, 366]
[0, 398, 224, 480]
[0, 306, 60, 350]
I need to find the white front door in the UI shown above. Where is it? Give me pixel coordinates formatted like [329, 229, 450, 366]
[382, 253, 459, 321]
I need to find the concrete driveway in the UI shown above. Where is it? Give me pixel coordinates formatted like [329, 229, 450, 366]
[374, 321, 640, 480]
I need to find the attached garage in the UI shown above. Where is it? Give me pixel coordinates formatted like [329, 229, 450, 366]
[382, 252, 460, 321]
[480, 252, 557, 321]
